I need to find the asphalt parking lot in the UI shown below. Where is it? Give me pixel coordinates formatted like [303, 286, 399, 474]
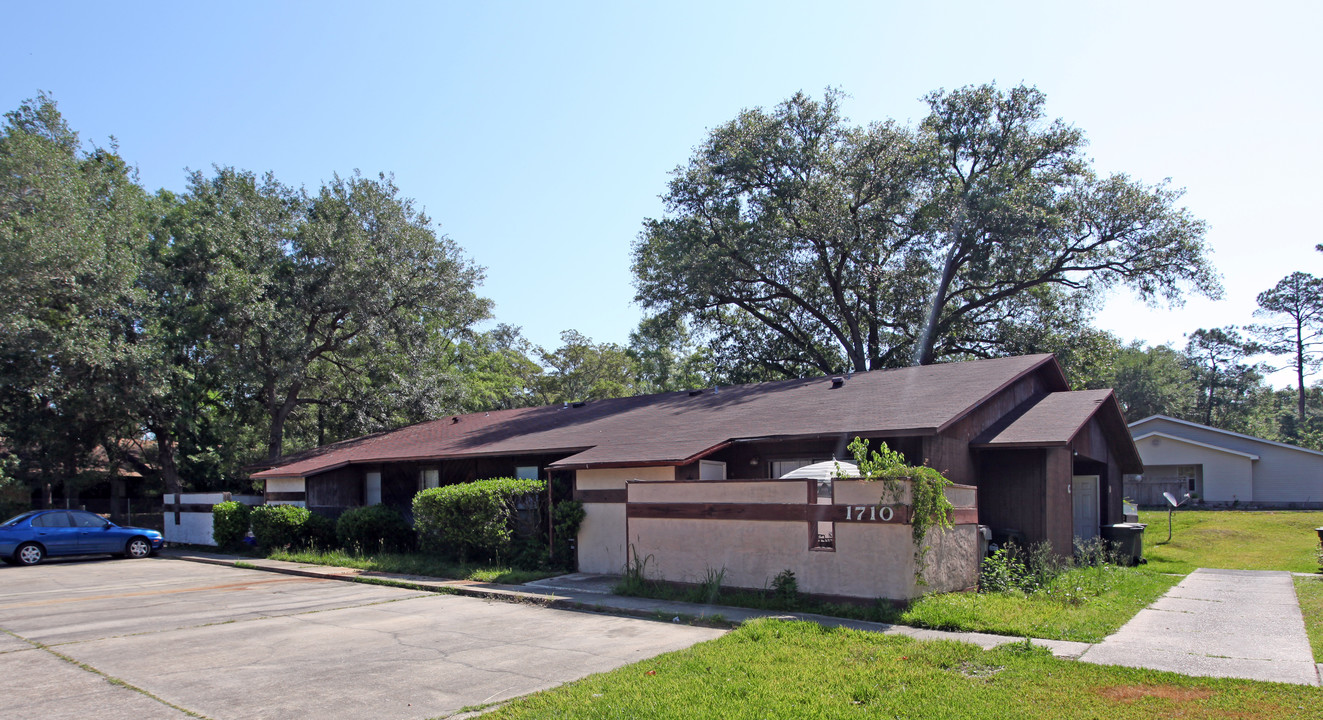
[0, 557, 724, 720]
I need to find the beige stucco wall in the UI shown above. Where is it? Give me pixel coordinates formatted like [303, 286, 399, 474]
[624, 479, 978, 600]
[265, 477, 306, 507]
[1136, 435, 1253, 503]
[576, 466, 675, 574]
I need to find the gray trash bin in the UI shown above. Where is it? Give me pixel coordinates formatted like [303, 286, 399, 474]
[1100, 523, 1147, 565]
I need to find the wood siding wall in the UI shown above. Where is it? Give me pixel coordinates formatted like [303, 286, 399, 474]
[302, 453, 565, 514]
[1044, 447, 1074, 553]
[925, 372, 1048, 484]
[976, 449, 1045, 543]
[307, 467, 362, 508]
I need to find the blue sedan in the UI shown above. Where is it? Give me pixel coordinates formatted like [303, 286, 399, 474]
[0, 509, 165, 566]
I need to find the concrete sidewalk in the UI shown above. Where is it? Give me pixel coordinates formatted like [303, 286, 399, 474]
[1080, 568, 1321, 686]
[159, 549, 1091, 659]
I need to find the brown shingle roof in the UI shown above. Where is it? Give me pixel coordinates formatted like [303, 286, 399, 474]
[971, 389, 1144, 472]
[973, 390, 1113, 446]
[253, 354, 1062, 479]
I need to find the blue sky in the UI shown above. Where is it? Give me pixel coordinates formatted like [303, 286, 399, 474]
[5, 1, 1321, 382]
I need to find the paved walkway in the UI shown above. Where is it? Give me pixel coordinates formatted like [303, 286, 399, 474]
[1080, 568, 1320, 685]
[163, 551, 1320, 686]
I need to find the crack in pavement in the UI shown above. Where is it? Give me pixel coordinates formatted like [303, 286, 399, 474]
[0, 625, 212, 719]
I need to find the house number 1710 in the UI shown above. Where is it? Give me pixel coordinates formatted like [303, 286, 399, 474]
[844, 505, 894, 522]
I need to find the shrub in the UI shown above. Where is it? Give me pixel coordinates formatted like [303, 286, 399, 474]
[336, 504, 415, 554]
[250, 504, 311, 550]
[302, 512, 339, 551]
[551, 499, 585, 568]
[211, 501, 252, 549]
[771, 569, 800, 606]
[980, 546, 1028, 593]
[413, 477, 545, 562]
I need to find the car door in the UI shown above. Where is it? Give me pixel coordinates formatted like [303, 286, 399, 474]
[72, 511, 119, 553]
[30, 511, 79, 555]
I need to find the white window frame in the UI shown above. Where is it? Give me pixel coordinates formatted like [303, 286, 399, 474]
[420, 468, 440, 490]
[364, 471, 382, 506]
[699, 460, 727, 480]
[515, 465, 539, 480]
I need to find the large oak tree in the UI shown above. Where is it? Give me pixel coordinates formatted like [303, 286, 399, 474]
[633, 85, 1220, 375]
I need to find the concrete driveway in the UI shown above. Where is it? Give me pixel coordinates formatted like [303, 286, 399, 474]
[0, 557, 724, 720]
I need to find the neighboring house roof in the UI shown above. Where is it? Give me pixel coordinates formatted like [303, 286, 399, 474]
[970, 389, 1144, 472]
[1130, 431, 1260, 460]
[253, 354, 1068, 480]
[1128, 415, 1323, 459]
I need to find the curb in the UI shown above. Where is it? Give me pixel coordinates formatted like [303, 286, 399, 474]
[160, 552, 1091, 652]
[164, 552, 739, 629]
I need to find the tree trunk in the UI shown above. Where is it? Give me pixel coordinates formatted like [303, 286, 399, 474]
[1297, 319, 1307, 424]
[915, 242, 962, 366]
[266, 386, 302, 462]
[154, 428, 183, 528]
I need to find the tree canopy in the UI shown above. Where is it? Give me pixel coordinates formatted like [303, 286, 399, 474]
[633, 85, 1220, 376]
[1251, 271, 1323, 423]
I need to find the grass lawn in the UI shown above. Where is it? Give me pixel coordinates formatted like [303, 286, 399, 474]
[481, 619, 1323, 720]
[1296, 576, 1323, 663]
[264, 547, 557, 584]
[1137, 509, 1323, 574]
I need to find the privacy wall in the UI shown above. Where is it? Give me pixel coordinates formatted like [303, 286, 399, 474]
[619, 478, 979, 601]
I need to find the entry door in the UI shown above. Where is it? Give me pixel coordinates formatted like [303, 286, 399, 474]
[1072, 475, 1100, 541]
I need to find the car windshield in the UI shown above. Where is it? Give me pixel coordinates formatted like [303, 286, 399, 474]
[2, 512, 39, 527]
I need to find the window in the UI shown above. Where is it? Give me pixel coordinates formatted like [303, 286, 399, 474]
[32, 512, 71, 528]
[364, 471, 382, 505]
[771, 459, 814, 478]
[699, 460, 726, 480]
[813, 525, 836, 550]
[71, 511, 108, 529]
[515, 466, 539, 480]
[421, 469, 439, 490]
[1177, 465, 1198, 493]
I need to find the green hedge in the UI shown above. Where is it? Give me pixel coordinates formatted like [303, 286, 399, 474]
[303, 512, 339, 550]
[211, 501, 252, 549]
[250, 504, 311, 550]
[336, 504, 415, 553]
[413, 477, 545, 562]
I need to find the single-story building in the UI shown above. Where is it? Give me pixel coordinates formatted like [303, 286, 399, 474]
[252, 354, 1141, 599]
[1127, 415, 1323, 508]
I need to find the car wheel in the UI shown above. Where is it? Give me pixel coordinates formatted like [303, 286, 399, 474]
[16, 542, 44, 566]
[125, 537, 152, 559]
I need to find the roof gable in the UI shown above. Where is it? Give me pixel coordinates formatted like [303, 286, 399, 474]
[1128, 415, 1323, 460]
[971, 389, 1144, 472]
[1131, 431, 1260, 460]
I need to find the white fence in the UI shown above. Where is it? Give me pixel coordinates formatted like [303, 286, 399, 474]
[162, 493, 263, 545]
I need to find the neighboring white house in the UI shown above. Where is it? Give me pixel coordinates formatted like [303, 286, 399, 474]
[1127, 415, 1323, 508]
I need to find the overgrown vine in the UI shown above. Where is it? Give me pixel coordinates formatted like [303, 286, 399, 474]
[838, 436, 954, 584]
